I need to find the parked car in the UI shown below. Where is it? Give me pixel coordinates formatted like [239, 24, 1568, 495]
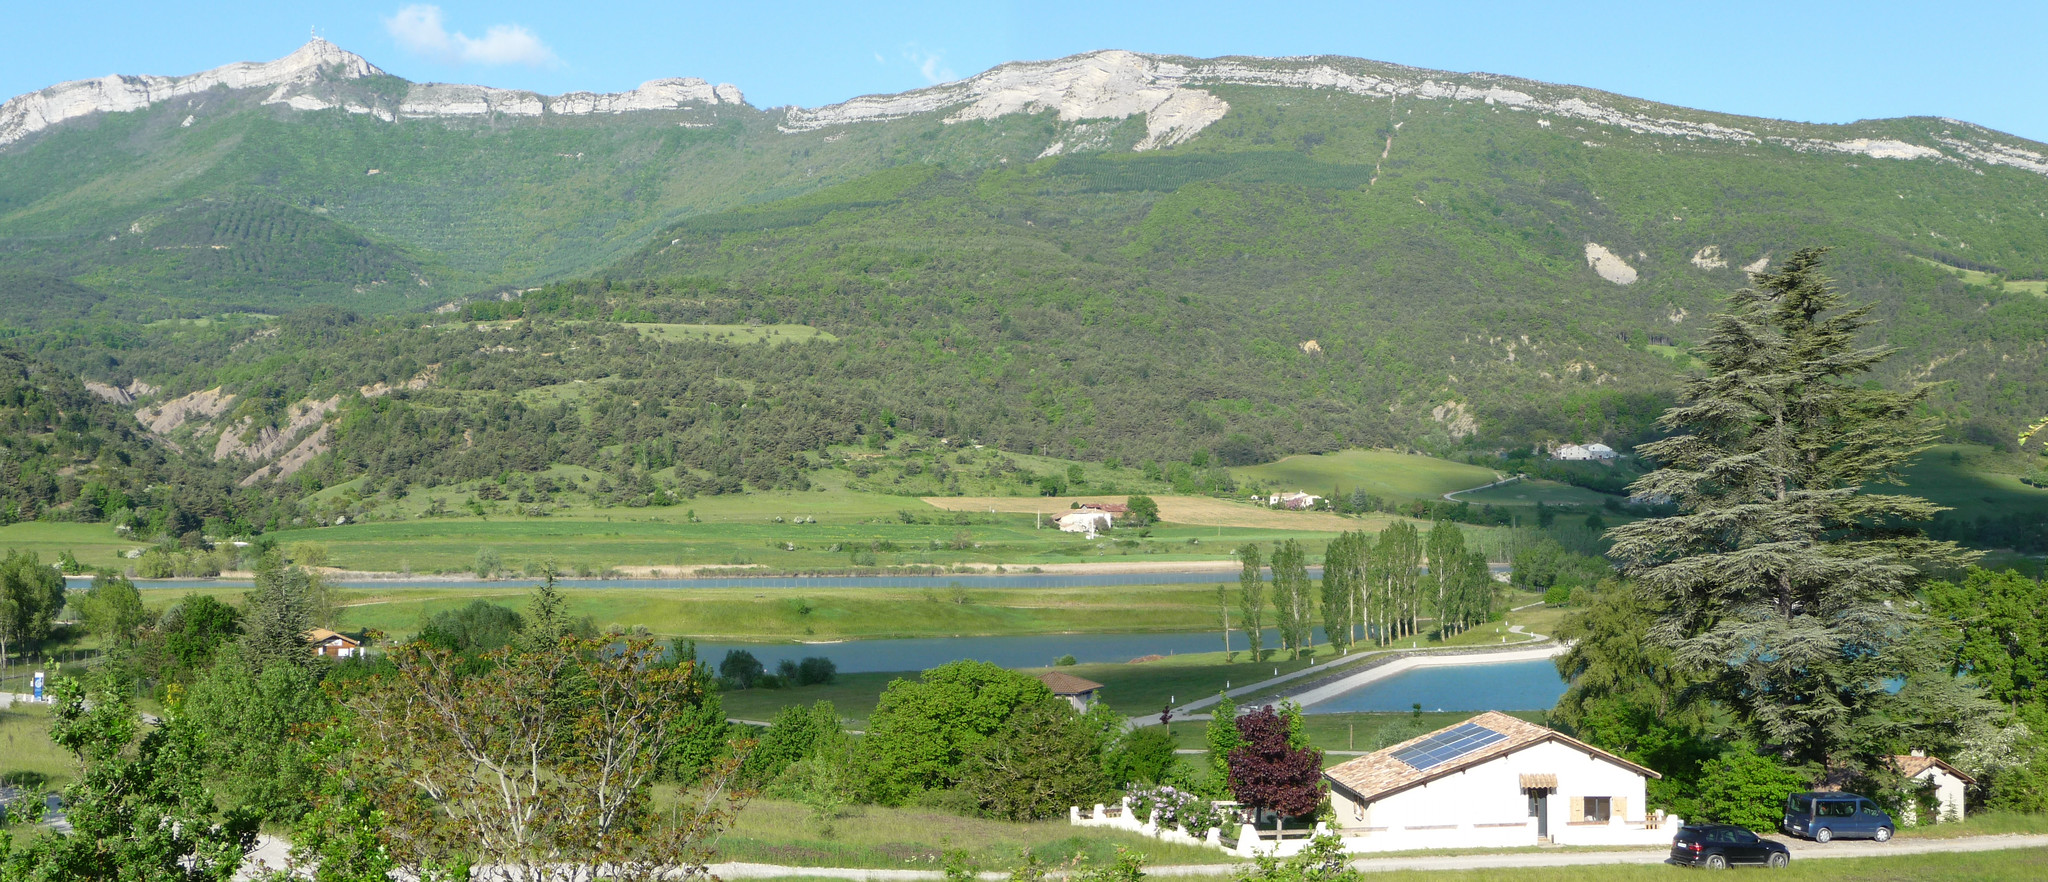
[1781, 792, 1893, 842]
[1670, 824, 1792, 868]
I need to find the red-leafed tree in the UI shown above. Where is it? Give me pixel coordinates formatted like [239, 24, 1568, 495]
[1227, 705, 1323, 828]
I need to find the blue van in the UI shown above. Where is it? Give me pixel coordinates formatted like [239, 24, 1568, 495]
[1781, 792, 1893, 843]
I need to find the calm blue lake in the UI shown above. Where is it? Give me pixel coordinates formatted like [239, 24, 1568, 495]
[1302, 658, 1566, 713]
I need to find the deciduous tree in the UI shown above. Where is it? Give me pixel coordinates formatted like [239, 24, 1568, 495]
[1227, 706, 1323, 826]
[1237, 544, 1265, 661]
[332, 635, 745, 882]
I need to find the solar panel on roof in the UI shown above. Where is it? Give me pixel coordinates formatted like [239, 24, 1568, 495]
[1390, 722, 1508, 771]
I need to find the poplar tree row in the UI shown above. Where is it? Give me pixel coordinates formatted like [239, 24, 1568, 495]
[1224, 522, 1501, 660]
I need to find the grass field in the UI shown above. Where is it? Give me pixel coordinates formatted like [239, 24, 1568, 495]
[1231, 450, 1502, 502]
[1269, 849, 2047, 881]
[1454, 477, 1619, 508]
[713, 798, 1229, 869]
[0, 704, 71, 795]
[322, 582, 1243, 642]
[1876, 444, 2048, 521]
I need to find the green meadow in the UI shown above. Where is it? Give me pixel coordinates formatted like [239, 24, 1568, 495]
[1231, 449, 1501, 501]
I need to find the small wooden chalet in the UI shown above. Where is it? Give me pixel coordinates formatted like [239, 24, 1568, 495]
[1037, 670, 1105, 712]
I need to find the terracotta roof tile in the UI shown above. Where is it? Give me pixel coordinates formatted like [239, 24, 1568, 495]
[1892, 754, 1975, 785]
[1324, 710, 1657, 803]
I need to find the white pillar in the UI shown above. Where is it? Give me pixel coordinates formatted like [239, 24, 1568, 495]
[1238, 823, 1263, 857]
[1071, 805, 1082, 824]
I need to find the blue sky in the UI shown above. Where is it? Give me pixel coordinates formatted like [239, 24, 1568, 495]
[6, 1, 2045, 141]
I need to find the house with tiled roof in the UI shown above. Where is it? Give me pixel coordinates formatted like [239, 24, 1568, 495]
[1891, 751, 1974, 825]
[1036, 670, 1104, 712]
[306, 628, 362, 659]
[1321, 711, 1679, 851]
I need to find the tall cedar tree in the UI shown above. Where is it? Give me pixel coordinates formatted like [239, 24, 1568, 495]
[1607, 248, 1972, 782]
[1226, 705, 1323, 823]
[1271, 540, 1313, 659]
[238, 552, 323, 675]
[1237, 544, 1265, 661]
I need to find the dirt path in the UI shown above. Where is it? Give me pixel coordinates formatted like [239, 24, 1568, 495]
[1443, 474, 1522, 503]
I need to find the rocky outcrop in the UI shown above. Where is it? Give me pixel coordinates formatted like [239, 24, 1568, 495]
[359, 364, 439, 398]
[240, 424, 331, 487]
[139, 387, 234, 435]
[1, 39, 382, 146]
[1584, 243, 1639, 285]
[1689, 246, 1728, 270]
[213, 396, 340, 463]
[83, 378, 158, 405]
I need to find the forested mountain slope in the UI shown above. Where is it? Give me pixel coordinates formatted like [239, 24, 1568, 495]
[0, 42, 2045, 515]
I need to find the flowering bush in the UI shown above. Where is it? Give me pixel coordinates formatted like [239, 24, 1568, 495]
[1128, 785, 1224, 837]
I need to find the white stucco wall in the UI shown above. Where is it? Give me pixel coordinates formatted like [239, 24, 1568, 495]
[1331, 741, 1649, 836]
[1913, 768, 1969, 822]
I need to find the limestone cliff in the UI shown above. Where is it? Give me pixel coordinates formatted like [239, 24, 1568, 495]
[0, 39, 747, 146]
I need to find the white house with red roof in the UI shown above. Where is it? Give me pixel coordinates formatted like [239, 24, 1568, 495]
[1891, 751, 1974, 824]
[1321, 711, 1679, 851]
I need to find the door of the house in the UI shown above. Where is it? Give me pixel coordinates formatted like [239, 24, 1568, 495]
[1529, 789, 1551, 838]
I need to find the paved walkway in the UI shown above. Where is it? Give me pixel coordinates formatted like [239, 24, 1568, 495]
[1133, 632, 1555, 728]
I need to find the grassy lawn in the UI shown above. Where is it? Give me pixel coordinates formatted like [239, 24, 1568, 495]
[720, 673, 901, 727]
[1457, 478, 1621, 509]
[1875, 444, 2048, 522]
[1231, 450, 1501, 502]
[713, 798, 1230, 869]
[0, 704, 71, 795]
[318, 581, 1238, 641]
[1893, 810, 2048, 840]
[733, 847, 2048, 880]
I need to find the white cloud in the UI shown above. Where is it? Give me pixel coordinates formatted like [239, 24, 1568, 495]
[902, 47, 956, 85]
[384, 5, 558, 67]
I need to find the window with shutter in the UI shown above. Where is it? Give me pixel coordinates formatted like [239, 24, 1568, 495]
[1569, 796, 1584, 821]
[1614, 796, 1628, 822]
[1583, 796, 1611, 822]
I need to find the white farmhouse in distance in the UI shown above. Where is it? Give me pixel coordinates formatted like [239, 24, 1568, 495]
[1054, 509, 1113, 536]
[1268, 490, 1322, 510]
[1553, 443, 1619, 461]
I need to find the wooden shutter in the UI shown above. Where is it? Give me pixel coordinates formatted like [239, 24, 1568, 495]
[1570, 796, 1584, 822]
[1614, 796, 1628, 822]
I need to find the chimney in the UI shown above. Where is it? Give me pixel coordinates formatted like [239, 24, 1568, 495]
[1910, 749, 1926, 758]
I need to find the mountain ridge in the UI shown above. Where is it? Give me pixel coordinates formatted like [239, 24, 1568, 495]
[7, 40, 2047, 180]
[0, 38, 747, 147]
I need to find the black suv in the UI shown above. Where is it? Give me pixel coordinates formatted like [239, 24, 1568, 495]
[1670, 824, 1792, 869]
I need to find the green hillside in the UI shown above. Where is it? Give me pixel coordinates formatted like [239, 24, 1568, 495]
[0, 44, 2044, 558]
